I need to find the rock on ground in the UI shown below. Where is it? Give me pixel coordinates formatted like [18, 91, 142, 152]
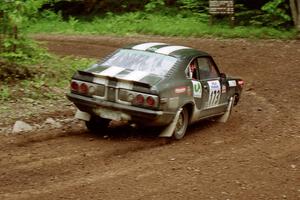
[12, 120, 33, 133]
[44, 117, 62, 129]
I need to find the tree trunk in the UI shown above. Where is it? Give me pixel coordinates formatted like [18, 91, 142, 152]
[290, 0, 300, 37]
[297, 0, 300, 34]
[290, 0, 298, 26]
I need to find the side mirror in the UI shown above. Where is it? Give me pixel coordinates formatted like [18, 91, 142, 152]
[220, 73, 226, 79]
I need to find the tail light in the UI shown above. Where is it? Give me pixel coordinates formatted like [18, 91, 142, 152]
[79, 83, 88, 94]
[146, 96, 155, 107]
[71, 81, 79, 91]
[135, 94, 144, 105]
[118, 89, 158, 108]
[238, 80, 244, 86]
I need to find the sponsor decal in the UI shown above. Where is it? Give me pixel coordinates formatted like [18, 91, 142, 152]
[221, 85, 227, 93]
[207, 80, 221, 108]
[132, 42, 166, 51]
[155, 45, 191, 55]
[228, 80, 237, 87]
[175, 86, 187, 94]
[192, 80, 202, 98]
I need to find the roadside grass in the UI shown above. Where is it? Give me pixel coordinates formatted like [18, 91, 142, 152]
[0, 56, 95, 103]
[0, 53, 96, 126]
[26, 12, 297, 39]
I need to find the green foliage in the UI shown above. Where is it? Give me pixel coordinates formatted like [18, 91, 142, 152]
[260, 0, 291, 27]
[26, 11, 296, 39]
[0, 55, 95, 102]
[1, 37, 50, 62]
[232, 0, 292, 28]
[0, 59, 34, 82]
[40, 9, 63, 21]
[144, 0, 165, 12]
[68, 16, 79, 28]
[0, 0, 49, 35]
[0, 0, 51, 61]
[34, 0, 293, 29]
[178, 0, 208, 12]
[0, 86, 11, 102]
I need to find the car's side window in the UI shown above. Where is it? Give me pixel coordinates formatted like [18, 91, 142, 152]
[186, 59, 199, 80]
[197, 57, 219, 80]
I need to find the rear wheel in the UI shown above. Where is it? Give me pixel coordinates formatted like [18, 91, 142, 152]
[173, 107, 189, 140]
[85, 116, 110, 134]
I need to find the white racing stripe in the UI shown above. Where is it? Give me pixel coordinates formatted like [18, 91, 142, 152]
[96, 66, 125, 77]
[132, 42, 166, 51]
[121, 70, 149, 81]
[155, 45, 191, 55]
[93, 77, 108, 85]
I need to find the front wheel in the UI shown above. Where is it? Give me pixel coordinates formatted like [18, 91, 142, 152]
[173, 107, 189, 140]
[85, 116, 110, 134]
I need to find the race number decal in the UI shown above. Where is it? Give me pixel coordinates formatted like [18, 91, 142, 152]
[207, 80, 221, 107]
[192, 80, 202, 98]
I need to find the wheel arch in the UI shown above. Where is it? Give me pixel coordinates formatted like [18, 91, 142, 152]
[234, 93, 240, 105]
[182, 102, 194, 123]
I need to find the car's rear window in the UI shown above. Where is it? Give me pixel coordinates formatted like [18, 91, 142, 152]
[101, 49, 177, 76]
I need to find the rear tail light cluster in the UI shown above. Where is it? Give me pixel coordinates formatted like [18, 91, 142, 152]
[71, 81, 158, 108]
[133, 94, 158, 107]
[146, 96, 155, 107]
[119, 89, 158, 108]
[238, 80, 244, 87]
[70, 80, 104, 96]
[71, 81, 79, 91]
[135, 94, 144, 105]
[79, 83, 88, 94]
[71, 80, 89, 94]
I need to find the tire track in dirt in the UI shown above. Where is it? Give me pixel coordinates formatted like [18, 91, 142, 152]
[2, 132, 298, 200]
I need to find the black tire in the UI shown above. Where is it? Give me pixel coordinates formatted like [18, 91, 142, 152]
[85, 116, 110, 134]
[173, 107, 189, 140]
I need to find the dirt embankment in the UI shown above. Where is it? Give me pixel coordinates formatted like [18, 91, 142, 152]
[0, 35, 299, 200]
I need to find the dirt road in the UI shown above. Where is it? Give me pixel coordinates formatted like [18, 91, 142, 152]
[0, 35, 299, 200]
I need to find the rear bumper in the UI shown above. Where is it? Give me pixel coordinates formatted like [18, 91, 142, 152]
[67, 93, 175, 126]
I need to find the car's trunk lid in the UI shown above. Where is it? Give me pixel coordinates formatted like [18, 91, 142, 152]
[75, 65, 163, 90]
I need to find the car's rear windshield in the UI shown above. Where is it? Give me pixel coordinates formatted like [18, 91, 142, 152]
[101, 49, 177, 76]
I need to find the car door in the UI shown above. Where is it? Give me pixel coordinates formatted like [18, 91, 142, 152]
[196, 57, 226, 116]
[186, 59, 203, 110]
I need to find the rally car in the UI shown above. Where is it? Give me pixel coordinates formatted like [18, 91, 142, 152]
[67, 42, 244, 139]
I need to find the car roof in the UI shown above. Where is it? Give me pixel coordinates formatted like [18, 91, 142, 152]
[124, 42, 210, 59]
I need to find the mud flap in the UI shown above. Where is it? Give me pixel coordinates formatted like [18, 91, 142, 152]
[218, 96, 235, 123]
[75, 109, 91, 121]
[159, 108, 182, 137]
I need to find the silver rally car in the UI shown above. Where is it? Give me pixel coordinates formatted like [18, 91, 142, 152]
[67, 42, 244, 139]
